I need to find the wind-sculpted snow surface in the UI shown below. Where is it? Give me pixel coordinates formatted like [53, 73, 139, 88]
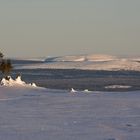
[14, 54, 140, 71]
[0, 85, 140, 140]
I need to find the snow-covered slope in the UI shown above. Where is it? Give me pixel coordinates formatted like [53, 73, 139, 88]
[45, 54, 117, 62]
[82, 59, 140, 71]
[14, 54, 140, 71]
[0, 84, 140, 140]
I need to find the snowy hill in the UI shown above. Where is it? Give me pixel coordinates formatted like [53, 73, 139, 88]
[45, 54, 117, 62]
[13, 54, 140, 71]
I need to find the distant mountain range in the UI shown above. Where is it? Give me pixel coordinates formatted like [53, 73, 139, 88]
[13, 54, 140, 71]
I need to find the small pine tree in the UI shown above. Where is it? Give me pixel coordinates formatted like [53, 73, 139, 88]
[0, 51, 13, 78]
[0, 51, 4, 58]
[0, 59, 13, 75]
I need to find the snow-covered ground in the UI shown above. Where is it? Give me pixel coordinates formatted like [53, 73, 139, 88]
[0, 79, 140, 140]
[13, 54, 140, 71]
[1, 54, 139, 139]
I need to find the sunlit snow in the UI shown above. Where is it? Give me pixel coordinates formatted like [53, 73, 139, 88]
[1, 76, 37, 87]
[14, 54, 140, 71]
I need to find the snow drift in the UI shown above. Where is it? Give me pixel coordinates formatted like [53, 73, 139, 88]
[1, 76, 37, 87]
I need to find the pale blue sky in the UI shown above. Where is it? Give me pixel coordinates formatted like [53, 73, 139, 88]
[0, 0, 140, 57]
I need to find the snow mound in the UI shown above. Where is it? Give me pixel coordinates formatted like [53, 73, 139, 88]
[31, 83, 37, 87]
[15, 76, 26, 85]
[1, 76, 37, 87]
[83, 89, 92, 93]
[71, 88, 77, 93]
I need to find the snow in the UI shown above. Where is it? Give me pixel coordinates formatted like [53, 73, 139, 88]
[70, 88, 77, 93]
[11, 57, 45, 62]
[30, 83, 37, 87]
[45, 54, 117, 62]
[1, 76, 37, 88]
[83, 89, 91, 93]
[14, 54, 140, 71]
[0, 83, 140, 140]
[105, 85, 132, 89]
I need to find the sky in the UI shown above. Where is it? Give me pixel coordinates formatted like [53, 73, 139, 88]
[0, 0, 140, 57]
